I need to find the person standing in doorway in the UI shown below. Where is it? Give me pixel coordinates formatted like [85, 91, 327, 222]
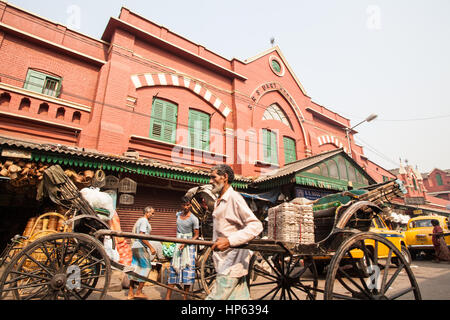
[128, 206, 156, 300]
[205, 164, 263, 300]
[165, 196, 200, 300]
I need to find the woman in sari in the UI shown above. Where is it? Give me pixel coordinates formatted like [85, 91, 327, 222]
[431, 219, 450, 263]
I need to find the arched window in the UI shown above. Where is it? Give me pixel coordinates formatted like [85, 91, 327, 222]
[38, 103, 49, 115]
[0, 92, 11, 107]
[72, 111, 81, 124]
[19, 98, 30, 111]
[337, 157, 348, 180]
[348, 165, 357, 183]
[319, 162, 329, 177]
[262, 104, 292, 129]
[307, 166, 321, 175]
[327, 160, 339, 179]
[56, 107, 65, 120]
[356, 170, 363, 184]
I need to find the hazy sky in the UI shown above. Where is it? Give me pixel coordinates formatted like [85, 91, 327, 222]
[8, 0, 450, 173]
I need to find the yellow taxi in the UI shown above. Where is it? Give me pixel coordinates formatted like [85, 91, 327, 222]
[366, 215, 411, 265]
[314, 215, 411, 274]
[404, 215, 450, 259]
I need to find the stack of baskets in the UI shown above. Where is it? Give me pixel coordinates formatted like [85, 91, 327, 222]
[267, 198, 315, 245]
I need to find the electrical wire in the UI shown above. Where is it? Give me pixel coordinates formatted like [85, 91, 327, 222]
[354, 136, 399, 168]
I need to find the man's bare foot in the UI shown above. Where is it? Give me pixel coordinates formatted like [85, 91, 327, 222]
[134, 292, 148, 300]
[127, 292, 135, 300]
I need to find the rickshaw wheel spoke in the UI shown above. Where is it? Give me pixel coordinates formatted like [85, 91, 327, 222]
[0, 233, 111, 300]
[247, 253, 318, 300]
[324, 232, 421, 300]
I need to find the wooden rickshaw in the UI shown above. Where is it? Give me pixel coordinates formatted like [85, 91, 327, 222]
[0, 165, 421, 300]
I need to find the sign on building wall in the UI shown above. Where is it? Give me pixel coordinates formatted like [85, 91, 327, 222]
[295, 187, 333, 201]
[405, 197, 425, 205]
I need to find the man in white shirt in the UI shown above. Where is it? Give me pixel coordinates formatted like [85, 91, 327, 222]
[206, 164, 263, 300]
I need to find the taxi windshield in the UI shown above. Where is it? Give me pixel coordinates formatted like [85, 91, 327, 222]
[410, 219, 437, 228]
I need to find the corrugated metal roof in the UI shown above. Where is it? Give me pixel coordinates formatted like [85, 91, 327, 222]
[0, 135, 251, 183]
[254, 148, 344, 183]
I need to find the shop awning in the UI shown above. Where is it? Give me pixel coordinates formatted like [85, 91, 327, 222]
[0, 136, 250, 189]
[253, 148, 375, 191]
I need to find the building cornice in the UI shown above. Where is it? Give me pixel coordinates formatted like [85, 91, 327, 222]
[102, 17, 247, 82]
[0, 22, 107, 66]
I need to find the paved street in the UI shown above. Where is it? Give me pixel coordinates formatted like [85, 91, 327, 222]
[1, 258, 448, 301]
[97, 259, 450, 301]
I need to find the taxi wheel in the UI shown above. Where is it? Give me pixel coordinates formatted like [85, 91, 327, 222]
[394, 245, 411, 266]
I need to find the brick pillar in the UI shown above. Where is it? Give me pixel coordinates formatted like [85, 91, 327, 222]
[94, 29, 136, 155]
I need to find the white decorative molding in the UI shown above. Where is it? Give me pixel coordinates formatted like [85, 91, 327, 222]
[317, 135, 347, 153]
[131, 73, 232, 119]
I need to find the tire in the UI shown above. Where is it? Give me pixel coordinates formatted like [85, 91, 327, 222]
[394, 244, 411, 267]
[200, 247, 217, 295]
[0, 233, 111, 300]
[324, 232, 421, 300]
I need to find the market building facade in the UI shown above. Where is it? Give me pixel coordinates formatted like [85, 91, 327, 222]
[0, 1, 401, 250]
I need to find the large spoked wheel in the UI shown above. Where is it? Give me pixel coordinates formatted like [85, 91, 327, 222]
[0, 233, 111, 300]
[200, 247, 217, 296]
[324, 232, 421, 300]
[247, 252, 318, 300]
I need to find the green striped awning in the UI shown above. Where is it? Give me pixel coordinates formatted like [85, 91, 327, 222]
[30, 152, 248, 189]
[295, 175, 348, 191]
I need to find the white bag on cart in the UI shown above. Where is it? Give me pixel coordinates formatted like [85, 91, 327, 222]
[103, 236, 120, 263]
[80, 187, 116, 221]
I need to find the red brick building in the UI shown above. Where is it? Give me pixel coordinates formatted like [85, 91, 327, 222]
[0, 2, 403, 246]
[422, 169, 450, 201]
[388, 162, 450, 219]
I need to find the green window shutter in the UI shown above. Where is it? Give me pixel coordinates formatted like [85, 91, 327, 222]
[150, 99, 164, 140]
[189, 109, 210, 151]
[25, 70, 46, 93]
[283, 137, 296, 164]
[270, 130, 278, 164]
[436, 173, 443, 186]
[163, 102, 177, 143]
[263, 129, 278, 164]
[25, 70, 61, 97]
[150, 99, 178, 143]
[263, 129, 270, 163]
